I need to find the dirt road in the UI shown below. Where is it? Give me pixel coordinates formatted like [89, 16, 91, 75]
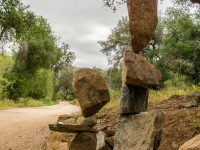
[0, 102, 79, 150]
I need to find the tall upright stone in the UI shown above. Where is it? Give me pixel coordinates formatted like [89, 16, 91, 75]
[126, 0, 158, 53]
[114, 110, 166, 150]
[72, 68, 110, 117]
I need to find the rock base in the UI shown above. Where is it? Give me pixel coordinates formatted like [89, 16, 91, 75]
[114, 110, 165, 150]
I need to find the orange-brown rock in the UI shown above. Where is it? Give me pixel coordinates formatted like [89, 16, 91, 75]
[72, 68, 110, 117]
[126, 0, 158, 53]
[122, 50, 161, 86]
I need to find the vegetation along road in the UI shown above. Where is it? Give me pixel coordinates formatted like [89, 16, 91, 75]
[0, 102, 79, 150]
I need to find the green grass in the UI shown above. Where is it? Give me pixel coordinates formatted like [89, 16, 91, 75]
[149, 84, 200, 102]
[0, 98, 57, 109]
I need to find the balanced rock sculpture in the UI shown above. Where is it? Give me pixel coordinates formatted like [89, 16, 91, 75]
[126, 0, 158, 53]
[72, 68, 110, 117]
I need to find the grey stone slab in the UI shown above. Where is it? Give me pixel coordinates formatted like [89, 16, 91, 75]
[118, 84, 148, 114]
[114, 110, 166, 150]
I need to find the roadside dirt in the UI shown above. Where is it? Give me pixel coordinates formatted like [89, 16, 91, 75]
[1, 94, 200, 150]
[0, 102, 79, 150]
[96, 93, 200, 150]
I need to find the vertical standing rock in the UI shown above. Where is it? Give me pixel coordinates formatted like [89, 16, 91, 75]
[118, 84, 148, 114]
[72, 68, 110, 117]
[114, 110, 166, 150]
[126, 0, 158, 53]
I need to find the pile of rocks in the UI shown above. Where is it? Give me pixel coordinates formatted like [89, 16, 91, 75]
[114, 0, 166, 150]
[49, 68, 112, 150]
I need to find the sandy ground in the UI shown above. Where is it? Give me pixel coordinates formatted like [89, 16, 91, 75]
[0, 102, 79, 150]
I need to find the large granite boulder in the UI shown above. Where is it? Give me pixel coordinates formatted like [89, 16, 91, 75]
[114, 110, 165, 150]
[72, 68, 110, 117]
[122, 50, 161, 87]
[126, 0, 158, 53]
[118, 84, 148, 114]
[178, 134, 200, 150]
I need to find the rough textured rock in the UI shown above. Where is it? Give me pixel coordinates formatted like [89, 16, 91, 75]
[106, 136, 114, 148]
[72, 68, 110, 117]
[57, 114, 74, 123]
[61, 118, 76, 125]
[185, 99, 198, 108]
[49, 123, 98, 133]
[114, 110, 165, 150]
[69, 132, 97, 150]
[46, 132, 69, 150]
[122, 50, 161, 86]
[77, 115, 97, 127]
[118, 84, 148, 114]
[179, 134, 200, 150]
[126, 0, 158, 53]
[103, 127, 116, 137]
[96, 131, 111, 150]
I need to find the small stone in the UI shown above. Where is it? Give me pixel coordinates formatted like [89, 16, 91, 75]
[96, 131, 111, 150]
[57, 114, 73, 123]
[72, 68, 110, 117]
[103, 127, 116, 137]
[185, 99, 198, 108]
[118, 84, 148, 114]
[122, 50, 161, 87]
[77, 115, 97, 127]
[106, 136, 114, 148]
[69, 132, 97, 150]
[114, 110, 166, 150]
[46, 132, 69, 150]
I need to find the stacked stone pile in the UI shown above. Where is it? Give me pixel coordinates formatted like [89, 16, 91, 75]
[49, 68, 112, 150]
[114, 0, 166, 150]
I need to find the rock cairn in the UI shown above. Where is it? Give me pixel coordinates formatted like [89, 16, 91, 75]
[114, 0, 166, 150]
[49, 68, 112, 150]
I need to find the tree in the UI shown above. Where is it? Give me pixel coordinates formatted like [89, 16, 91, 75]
[1, 1, 76, 100]
[157, 6, 200, 84]
[52, 43, 76, 73]
[101, 0, 126, 11]
[0, 0, 35, 55]
[98, 16, 163, 68]
[98, 16, 131, 68]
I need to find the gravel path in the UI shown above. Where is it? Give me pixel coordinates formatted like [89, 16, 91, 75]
[0, 102, 79, 150]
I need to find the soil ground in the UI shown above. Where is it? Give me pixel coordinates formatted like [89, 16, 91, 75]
[96, 93, 200, 150]
[0, 102, 79, 150]
[1, 95, 200, 150]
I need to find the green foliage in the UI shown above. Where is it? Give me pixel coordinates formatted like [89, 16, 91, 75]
[53, 66, 75, 100]
[0, 1, 76, 102]
[186, 109, 200, 129]
[98, 16, 131, 68]
[0, 98, 56, 109]
[157, 4, 200, 84]
[101, 0, 126, 12]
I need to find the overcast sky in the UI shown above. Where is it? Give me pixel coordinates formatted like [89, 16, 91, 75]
[21, 0, 171, 70]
